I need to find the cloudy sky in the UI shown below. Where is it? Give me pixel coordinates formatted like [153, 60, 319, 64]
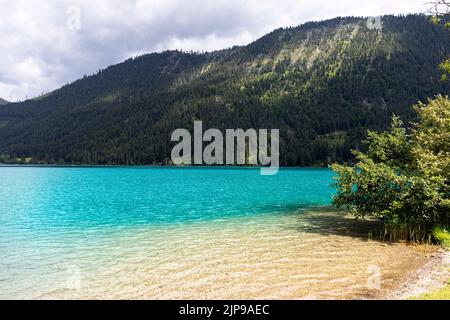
[0, 0, 430, 102]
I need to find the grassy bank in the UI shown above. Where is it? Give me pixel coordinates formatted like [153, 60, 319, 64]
[433, 227, 450, 249]
[412, 281, 450, 300]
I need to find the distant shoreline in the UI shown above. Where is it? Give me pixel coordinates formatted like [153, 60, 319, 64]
[0, 164, 331, 169]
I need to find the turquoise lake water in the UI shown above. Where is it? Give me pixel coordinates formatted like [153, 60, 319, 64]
[0, 167, 336, 299]
[0, 167, 334, 227]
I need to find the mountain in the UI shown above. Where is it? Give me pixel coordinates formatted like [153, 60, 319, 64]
[0, 98, 8, 105]
[0, 15, 449, 166]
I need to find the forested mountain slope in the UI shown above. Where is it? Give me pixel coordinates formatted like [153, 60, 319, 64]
[0, 15, 449, 165]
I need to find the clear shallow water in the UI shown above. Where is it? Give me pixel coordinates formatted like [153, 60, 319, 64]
[0, 167, 430, 299]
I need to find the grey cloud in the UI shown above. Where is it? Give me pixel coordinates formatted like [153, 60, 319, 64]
[0, 0, 427, 101]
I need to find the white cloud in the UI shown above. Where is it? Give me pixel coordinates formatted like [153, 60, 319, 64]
[0, 0, 429, 101]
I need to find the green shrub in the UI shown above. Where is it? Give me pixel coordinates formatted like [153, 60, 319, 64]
[433, 227, 450, 248]
[332, 96, 450, 241]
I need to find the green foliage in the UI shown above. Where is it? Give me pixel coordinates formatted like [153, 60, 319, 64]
[433, 227, 450, 248]
[431, 15, 441, 26]
[332, 96, 450, 241]
[430, 14, 450, 80]
[0, 15, 449, 166]
[440, 59, 450, 80]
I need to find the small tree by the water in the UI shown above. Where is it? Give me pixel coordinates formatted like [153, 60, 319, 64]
[331, 95, 450, 242]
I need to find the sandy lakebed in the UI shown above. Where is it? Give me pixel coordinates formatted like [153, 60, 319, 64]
[4, 208, 447, 299]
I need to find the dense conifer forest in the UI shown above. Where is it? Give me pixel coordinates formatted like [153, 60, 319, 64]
[0, 15, 449, 166]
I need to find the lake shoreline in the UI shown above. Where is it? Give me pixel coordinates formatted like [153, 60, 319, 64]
[0, 163, 331, 169]
[385, 249, 450, 300]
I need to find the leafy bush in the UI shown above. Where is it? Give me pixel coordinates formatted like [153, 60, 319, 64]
[433, 227, 450, 248]
[332, 95, 450, 242]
